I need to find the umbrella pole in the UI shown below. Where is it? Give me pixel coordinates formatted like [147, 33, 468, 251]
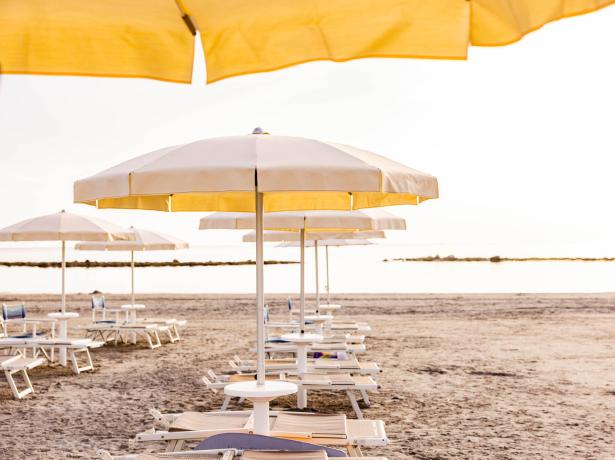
[314, 240, 320, 314]
[300, 228, 305, 334]
[326, 245, 331, 305]
[130, 250, 135, 305]
[61, 240, 66, 313]
[256, 191, 265, 386]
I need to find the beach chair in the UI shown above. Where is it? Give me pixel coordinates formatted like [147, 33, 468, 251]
[135, 411, 389, 455]
[0, 337, 104, 374]
[202, 370, 379, 419]
[100, 432, 389, 458]
[0, 352, 46, 399]
[139, 317, 187, 343]
[86, 294, 124, 343]
[228, 355, 382, 376]
[1, 302, 56, 340]
[85, 295, 169, 349]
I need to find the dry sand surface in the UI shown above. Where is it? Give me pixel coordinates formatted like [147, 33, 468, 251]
[1, 293, 614, 459]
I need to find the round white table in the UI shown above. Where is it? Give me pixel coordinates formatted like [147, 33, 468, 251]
[224, 380, 297, 435]
[47, 312, 79, 366]
[281, 332, 323, 409]
[304, 314, 333, 334]
[317, 304, 342, 315]
[121, 304, 146, 344]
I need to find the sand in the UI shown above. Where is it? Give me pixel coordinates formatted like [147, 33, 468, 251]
[0, 293, 614, 459]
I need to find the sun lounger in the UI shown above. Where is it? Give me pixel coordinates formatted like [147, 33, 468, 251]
[0, 353, 46, 399]
[0, 337, 104, 374]
[140, 318, 187, 343]
[202, 370, 379, 418]
[261, 342, 366, 357]
[228, 355, 382, 376]
[136, 410, 388, 455]
[85, 295, 173, 348]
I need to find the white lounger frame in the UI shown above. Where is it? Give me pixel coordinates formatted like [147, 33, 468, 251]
[136, 408, 388, 455]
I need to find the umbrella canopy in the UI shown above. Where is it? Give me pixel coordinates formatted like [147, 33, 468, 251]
[72, 130, 437, 434]
[0, 210, 133, 312]
[201, 209, 403, 330]
[200, 209, 407, 231]
[75, 227, 188, 251]
[277, 239, 375, 248]
[74, 133, 438, 212]
[242, 230, 385, 243]
[1, 1, 613, 84]
[75, 227, 188, 305]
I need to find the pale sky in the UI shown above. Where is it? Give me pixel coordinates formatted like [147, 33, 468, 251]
[1, 9, 615, 257]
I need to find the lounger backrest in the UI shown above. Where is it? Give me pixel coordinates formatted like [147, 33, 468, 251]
[2, 303, 26, 320]
[91, 294, 106, 321]
[287, 297, 293, 311]
[196, 433, 346, 457]
[91, 294, 106, 310]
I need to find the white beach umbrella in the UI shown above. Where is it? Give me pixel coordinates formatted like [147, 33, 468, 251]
[75, 227, 188, 306]
[243, 230, 384, 308]
[0, 210, 133, 312]
[201, 210, 403, 332]
[73, 130, 438, 434]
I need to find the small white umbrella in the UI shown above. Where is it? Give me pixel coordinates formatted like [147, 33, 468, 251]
[201, 210, 404, 334]
[0, 210, 133, 312]
[243, 230, 383, 308]
[75, 227, 188, 306]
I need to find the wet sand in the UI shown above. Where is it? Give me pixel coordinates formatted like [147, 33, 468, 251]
[0, 293, 614, 459]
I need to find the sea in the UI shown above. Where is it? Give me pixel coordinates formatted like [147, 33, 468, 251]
[1, 244, 614, 295]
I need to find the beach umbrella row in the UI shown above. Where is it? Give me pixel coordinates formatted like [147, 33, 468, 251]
[1, 0, 613, 84]
[200, 210, 404, 334]
[72, 130, 438, 435]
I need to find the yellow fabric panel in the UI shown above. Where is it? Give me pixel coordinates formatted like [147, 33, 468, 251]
[471, 0, 615, 46]
[1, 1, 613, 83]
[85, 190, 434, 212]
[0, 0, 194, 83]
[187, 0, 469, 83]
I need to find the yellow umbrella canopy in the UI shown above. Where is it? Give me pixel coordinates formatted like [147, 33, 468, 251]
[74, 131, 438, 212]
[1, 0, 613, 84]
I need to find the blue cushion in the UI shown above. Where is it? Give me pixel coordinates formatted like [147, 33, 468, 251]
[3, 303, 26, 320]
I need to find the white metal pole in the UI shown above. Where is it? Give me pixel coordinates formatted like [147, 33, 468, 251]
[314, 240, 320, 314]
[130, 250, 136, 305]
[326, 245, 331, 305]
[61, 240, 66, 313]
[300, 228, 306, 334]
[256, 191, 265, 385]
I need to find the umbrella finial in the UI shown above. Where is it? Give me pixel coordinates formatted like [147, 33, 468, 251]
[252, 127, 268, 135]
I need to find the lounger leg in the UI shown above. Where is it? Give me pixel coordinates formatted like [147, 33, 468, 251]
[346, 445, 363, 457]
[221, 395, 232, 411]
[360, 389, 371, 406]
[70, 348, 94, 374]
[164, 440, 184, 452]
[167, 325, 180, 343]
[5, 369, 34, 399]
[297, 388, 308, 409]
[145, 331, 161, 349]
[347, 390, 363, 419]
